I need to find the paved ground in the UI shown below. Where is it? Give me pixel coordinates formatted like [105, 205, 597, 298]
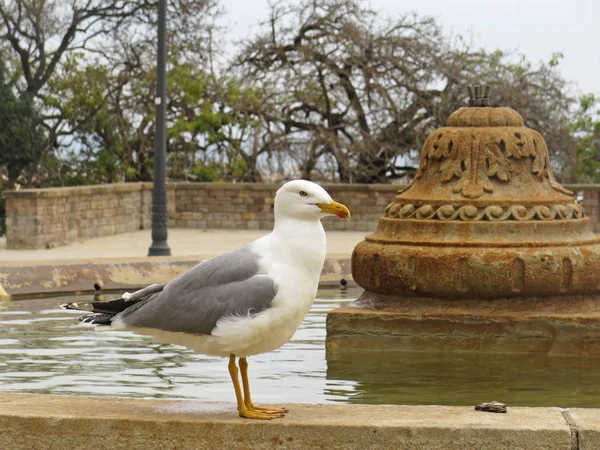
[0, 229, 369, 261]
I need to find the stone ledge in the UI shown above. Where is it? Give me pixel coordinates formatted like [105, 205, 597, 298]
[3, 183, 145, 198]
[565, 409, 600, 450]
[321, 183, 400, 192]
[3, 182, 402, 198]
[0, 394, 572, 450]
[0, 256, 352, 299]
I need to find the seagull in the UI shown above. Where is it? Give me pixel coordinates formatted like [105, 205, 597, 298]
[63, 180, 350, 420]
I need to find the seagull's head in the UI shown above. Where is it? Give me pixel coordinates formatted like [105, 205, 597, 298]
[274, 180, 351, 221]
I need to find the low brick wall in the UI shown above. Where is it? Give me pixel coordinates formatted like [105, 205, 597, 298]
[4, 184, 151, 249]
[4, 182, 397, 249]
[168, 183, 393, 232]
[5, 182, 600, 250]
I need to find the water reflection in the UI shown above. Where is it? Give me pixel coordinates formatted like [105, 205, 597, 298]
[3, 289, 600, 407]
[326, 348, 600, 407]
[0, 288, 357, 403]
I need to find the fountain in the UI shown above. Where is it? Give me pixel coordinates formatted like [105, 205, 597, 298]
[327, 86, 600, 356]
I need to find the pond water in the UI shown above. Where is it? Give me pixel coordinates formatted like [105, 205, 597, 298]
[2, 288, 600, 407]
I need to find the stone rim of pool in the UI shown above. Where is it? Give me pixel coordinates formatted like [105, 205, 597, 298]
[0, 393, 582, 450]
[0, 255, 353, 299]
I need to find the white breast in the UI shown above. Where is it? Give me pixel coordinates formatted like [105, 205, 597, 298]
[207, 224, 326, 357]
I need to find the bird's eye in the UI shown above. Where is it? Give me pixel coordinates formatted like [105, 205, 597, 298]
[299, 191, 308, 197]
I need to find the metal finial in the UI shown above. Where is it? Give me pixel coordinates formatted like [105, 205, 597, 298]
[468, 84, 491, 107]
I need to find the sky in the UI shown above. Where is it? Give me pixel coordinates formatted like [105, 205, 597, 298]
[220, 0, 600, 97]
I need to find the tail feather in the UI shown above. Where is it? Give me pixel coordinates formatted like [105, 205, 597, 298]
[79, 313, 114, 325]
[62, 283, 165, 326]
[63, 297, 144, 315]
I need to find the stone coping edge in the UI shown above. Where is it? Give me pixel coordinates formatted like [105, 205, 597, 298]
[3, 181, 401, 198]
[2, 182, 592, 199]
[0, 393, 585, 450]
[0, 256, 352, 299]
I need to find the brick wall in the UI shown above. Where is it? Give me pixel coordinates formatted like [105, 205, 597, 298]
[5, 182, 599, 249]
[168, 183, 394, 232]
[4, 184, 151, 249]
[4, 182, 398, 249]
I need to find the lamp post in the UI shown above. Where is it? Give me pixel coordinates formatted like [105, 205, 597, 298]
[148, 0, 171, 256]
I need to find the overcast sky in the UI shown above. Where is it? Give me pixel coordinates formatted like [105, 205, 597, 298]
[220, 0, 600, 97]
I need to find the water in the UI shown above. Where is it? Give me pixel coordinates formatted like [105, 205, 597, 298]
[2, 288, 600, 407]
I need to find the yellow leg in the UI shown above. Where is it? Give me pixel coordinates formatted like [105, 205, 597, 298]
[239, 357, 289, 414]
[228, 355, 283, 420]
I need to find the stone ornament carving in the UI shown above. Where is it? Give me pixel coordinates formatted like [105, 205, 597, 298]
[384, 202, 584, 221]
[351, 87, 599, 301]
[401, 123, 572, 199]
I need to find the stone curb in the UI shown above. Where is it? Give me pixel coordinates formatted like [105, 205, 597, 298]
[0, 394, 577, 450]
[564, 409, 600, 450]
[3, 181, 400, 198]
[0, 256, 352, 299]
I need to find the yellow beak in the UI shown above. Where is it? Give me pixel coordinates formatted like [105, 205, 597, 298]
[315, 200, 351, 220]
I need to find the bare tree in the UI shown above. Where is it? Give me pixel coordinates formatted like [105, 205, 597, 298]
[235, 0, 577, 183]
[0, 0, 159, 95]
[0, 0, 580, 186]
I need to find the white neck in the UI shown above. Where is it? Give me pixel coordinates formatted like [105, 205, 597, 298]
[274, 215, 326, 249]
[266, 216, 327, 276]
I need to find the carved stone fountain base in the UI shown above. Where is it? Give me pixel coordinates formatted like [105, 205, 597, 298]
[326, 293, 600, 356]
[326, 215, 600, 356]
[327, 102, 600, 356]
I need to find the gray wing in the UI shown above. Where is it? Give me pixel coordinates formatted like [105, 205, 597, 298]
[113, 246, 278, 335]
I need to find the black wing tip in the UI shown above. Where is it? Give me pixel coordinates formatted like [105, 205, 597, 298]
[78, 313, 114, 325]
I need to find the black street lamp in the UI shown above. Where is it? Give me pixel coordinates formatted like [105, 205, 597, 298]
[148, 0, 171, 256]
